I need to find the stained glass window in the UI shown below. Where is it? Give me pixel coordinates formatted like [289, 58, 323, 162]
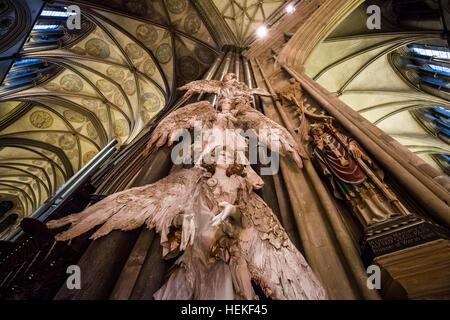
[32, 24, 59, 31]
[395, 44, 450, 173]
[411, 47, 450, 60]
[40, 10, 77, 18]
[404, 45, 450, 93]
[428, 64, 450, 76]
[410, 106, 450, 172]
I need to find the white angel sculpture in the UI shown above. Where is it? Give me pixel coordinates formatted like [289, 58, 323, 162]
[46, 74, 327, 300]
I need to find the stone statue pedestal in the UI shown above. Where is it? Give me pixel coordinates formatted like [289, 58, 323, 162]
[361, 215, 450, 299]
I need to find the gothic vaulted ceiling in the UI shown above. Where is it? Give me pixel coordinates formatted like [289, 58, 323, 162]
[0, 0, 220, 235]
[212, 0, 296, 47]
[304, 0, 450, 175]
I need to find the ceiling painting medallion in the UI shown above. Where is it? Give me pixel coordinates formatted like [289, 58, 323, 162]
[85, 38, 110, 59]
[143, 59, 156, 76]
[166, 0, 187, 15]
[96, 79, 114, 93]
[136, 24, 158, 45]
[125, 43, 144, 60]
[141, 92, 161, 113]
[29, 110, 54, 129]
[60, 74, 83, 92]
[106, 66, 125, 82]
[63, 110, 85, 123]
[184, 13, 201, 34]
[113, 119, 129, 137]
[156, 43, 172, 64]
[124, 80, 137, 95]
[58, 134, 77, 150]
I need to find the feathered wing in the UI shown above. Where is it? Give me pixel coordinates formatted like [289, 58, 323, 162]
[239, 193, 327, 300]
[233, 103, 307, 168]
[46, 168, 205, 243]
[147, 101, 217, 151]
[177, 80, 223, 95]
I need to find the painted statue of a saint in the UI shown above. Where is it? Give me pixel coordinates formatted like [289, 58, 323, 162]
[310, 122, 403, 227]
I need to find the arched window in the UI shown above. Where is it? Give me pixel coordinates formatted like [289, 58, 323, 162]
[431, 154, 450, 175]
[1, 58, 58, 91]
[394, 42, 450, 92]
[0, 3, 92, 92]
[24, 4, 87, 50]
[392, 44, 450, 173]
[404, 44, 450, 92]
[25, 10, 71, 49]
[411, 106, 450, 143]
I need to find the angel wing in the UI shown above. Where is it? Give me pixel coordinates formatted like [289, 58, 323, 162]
[239, 193, 327, 300]
[146, 101, 217, 152]
[46, 167, 206, 244]
[177, 80, 223, 95]
[233, 102, 308, 168]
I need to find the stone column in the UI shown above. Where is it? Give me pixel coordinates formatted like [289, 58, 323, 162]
[282, 65, 450, 228]
[251, 58, 380, 300]
[279, 64, 450, 300]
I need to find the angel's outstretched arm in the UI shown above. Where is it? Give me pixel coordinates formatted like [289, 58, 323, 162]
[177, 80, 223, 95]
[248, 87, 273, 97]
[176, 80, 223, 104]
